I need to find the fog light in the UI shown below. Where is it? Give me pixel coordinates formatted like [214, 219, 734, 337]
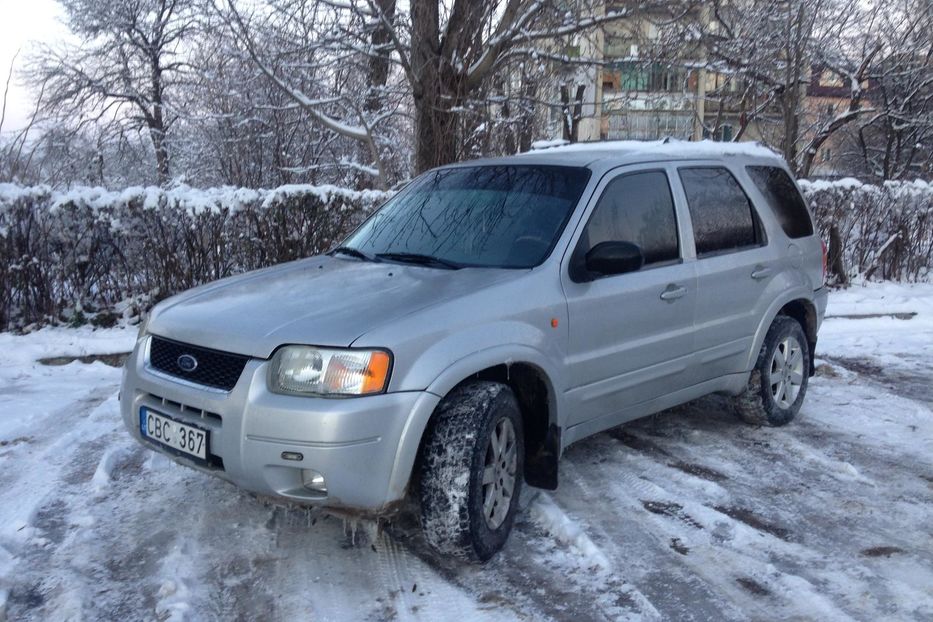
[302, 469, 327, 493]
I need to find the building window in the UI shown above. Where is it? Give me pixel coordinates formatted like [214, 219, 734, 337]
[605, 35, 637, 59]
[819, 71, 843, 88]
[606, 112, 693, 140]
[613, 62, 687, 93]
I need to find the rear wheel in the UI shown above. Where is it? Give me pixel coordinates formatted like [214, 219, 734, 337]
[733, 315, 810, 426]
[419, 381, 524, 561]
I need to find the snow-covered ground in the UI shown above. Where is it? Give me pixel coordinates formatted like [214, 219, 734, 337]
[1, 285, 932, 621]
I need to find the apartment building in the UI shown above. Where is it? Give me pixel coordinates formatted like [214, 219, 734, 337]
[560, 9, 855, 164]
[558, 9, 732, 144]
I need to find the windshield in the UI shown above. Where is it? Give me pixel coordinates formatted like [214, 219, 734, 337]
[341, 165, 591, 268]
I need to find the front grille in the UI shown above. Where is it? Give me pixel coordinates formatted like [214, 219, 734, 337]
[148, 336, 249, 391]
[147, 392, 223, 424]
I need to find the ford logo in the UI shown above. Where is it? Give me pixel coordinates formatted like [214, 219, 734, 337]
[177, 354, 198, 372]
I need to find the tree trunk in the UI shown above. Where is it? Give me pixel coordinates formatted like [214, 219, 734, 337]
[366, 0, 396, 115]
[413, 90, 458, 172]
[150, 123, 170, 186]
[780, 87, 800, 168]
[518, 76, 538, 153]
[499, 79, 515, 156]
[560, 85, 586, 143]
[780, 2, 807, 171]
[410, 0, 458, 172]
[150, 57, 170, 185]
[828, 224, 848, 285]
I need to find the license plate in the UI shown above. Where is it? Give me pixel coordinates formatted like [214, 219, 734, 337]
[139, 407, 209, 461]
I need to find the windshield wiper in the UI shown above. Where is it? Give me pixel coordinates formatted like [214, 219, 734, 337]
[376, 252, 463, 270]
[330, 246, 380, 262]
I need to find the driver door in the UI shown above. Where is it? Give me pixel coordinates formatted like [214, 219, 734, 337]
[562, 166, 698, 429]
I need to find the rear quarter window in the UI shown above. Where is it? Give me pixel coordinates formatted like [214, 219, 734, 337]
[746, 166, 814, 238]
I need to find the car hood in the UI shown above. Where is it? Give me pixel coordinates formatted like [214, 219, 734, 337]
[147, 256, 523, 358]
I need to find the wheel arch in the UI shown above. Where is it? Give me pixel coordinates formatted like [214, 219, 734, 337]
[747, 294, 819, 377]
[419, 349, 563, 491]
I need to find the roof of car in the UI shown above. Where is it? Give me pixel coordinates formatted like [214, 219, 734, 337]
[446, 139, 787, 171]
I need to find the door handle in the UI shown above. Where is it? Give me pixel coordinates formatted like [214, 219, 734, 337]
[660, 284, 687, 302]
[751, 265, 773, 280]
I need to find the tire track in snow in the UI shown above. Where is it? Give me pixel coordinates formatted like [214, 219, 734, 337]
[0, 393, 173, 620]
[387, 505, 633, 622]
[4, 326, 933, 621]
[569, 392, 933, 621]
[556, 452, 748, 622]
[376, 529, 422, 621]
[526, 492, 662, 621]
[0, 384, 116, 494]
[0, 385, 117, 538]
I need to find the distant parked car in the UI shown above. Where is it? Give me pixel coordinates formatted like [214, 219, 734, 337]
[121, 140, 827, 561]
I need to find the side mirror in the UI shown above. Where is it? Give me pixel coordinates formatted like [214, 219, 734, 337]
[585, 241, 644, 277]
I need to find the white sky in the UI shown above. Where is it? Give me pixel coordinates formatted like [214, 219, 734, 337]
[0, 0, 68, 134]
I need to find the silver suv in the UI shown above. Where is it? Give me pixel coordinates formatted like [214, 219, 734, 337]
[121, 142, 827, 561]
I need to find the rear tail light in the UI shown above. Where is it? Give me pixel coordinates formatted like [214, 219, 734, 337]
[821, 239, 828, 285]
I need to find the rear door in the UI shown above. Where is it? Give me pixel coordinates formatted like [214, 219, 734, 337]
[562, 166, 698, 427]
[672, 164, 778, 382]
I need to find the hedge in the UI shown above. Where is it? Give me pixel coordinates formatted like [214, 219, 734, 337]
[1, 178, 930, 330]
[0, 184, 389, 330]
[799, 179, 933, 284]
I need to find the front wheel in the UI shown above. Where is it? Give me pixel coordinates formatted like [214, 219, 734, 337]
[419, 381, 524, 562]
[733, 315, 810, 426]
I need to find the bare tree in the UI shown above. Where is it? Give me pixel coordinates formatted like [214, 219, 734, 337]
[12, 0, 932, 189]
[221, 0, 398, 188]
[1, 51, 52, 184]
[225, 0, 662, 174]
[28, 0, 201, 185]
[644, 0, 883, 174]
[844, 0, 933, 180]
[399, 0, 651, 172]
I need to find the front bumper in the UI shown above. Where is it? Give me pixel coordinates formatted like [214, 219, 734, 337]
[120, 336, 440, 512]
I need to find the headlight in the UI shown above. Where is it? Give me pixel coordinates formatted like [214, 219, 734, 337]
[269, 346, 391, 396]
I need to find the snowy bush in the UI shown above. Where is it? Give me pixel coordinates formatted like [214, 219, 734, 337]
[0, 184, 390, 330]
[1, 179, 931, 331]
[800, 179, 933, 283]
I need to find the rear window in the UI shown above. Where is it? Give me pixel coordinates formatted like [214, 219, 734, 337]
[678, 167, 761, 256]
[746, 166, 814, 238]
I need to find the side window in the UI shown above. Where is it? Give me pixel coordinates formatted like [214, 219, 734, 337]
[678, 167, 761, 256]
[584, 170, 680, 266]
[746, 166, 814, 238]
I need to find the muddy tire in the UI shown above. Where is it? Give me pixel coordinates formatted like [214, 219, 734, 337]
[733, 315, 810, 427]
[419, 381, 524, 562]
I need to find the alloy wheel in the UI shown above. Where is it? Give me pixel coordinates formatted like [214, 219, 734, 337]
[481, 418, 517, 529]
[770, 335, 805, 409]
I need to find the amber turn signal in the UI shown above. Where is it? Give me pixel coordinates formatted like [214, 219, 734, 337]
[361, 351, 391, 394]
